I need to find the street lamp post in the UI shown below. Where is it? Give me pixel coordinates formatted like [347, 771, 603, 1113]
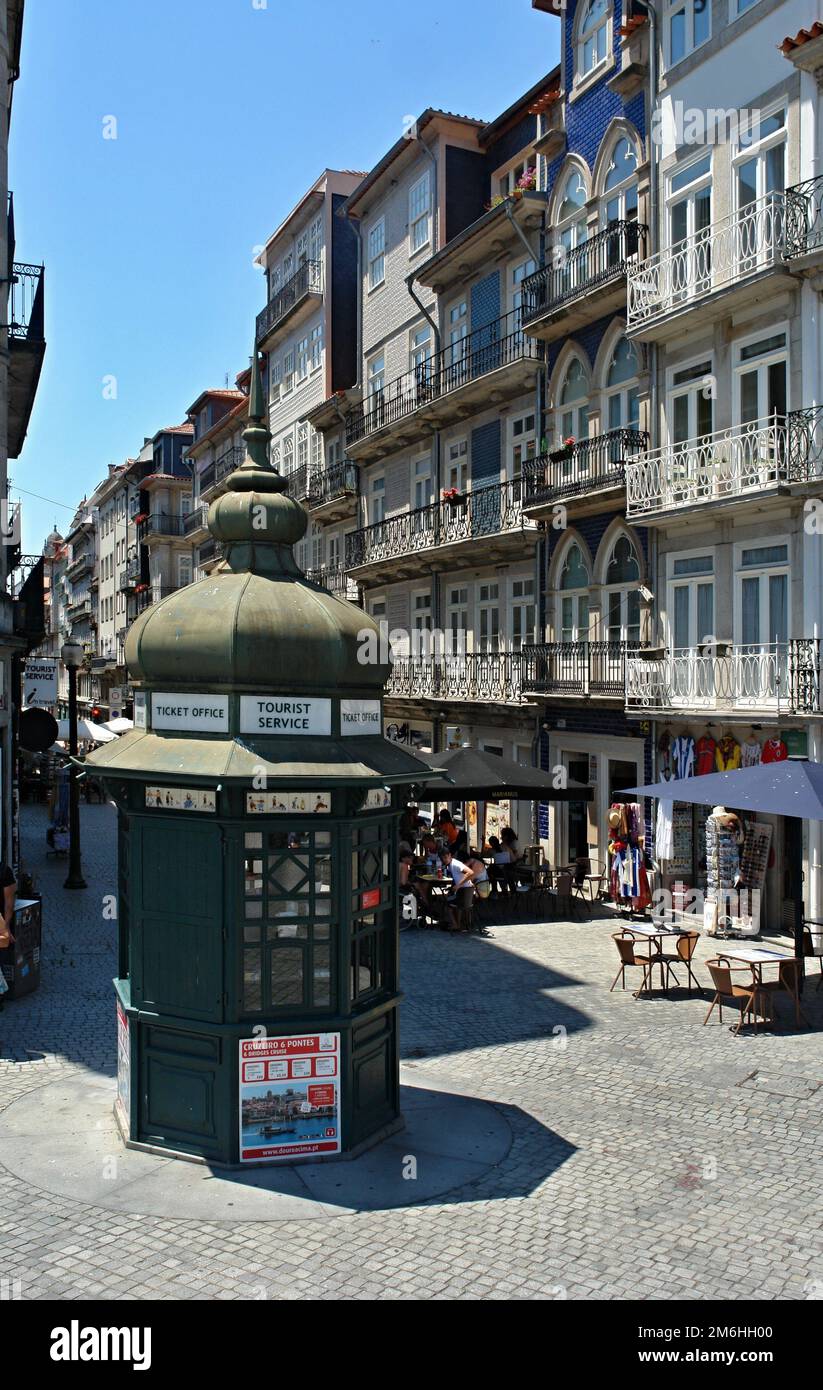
[61, 640, 87, 890]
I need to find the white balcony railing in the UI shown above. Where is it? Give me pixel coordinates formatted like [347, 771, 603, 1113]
[627, 194, 785, 329]
[386, 652, 526, 704]
[626, 640, 822, 715]
[625, 411, 823, 520]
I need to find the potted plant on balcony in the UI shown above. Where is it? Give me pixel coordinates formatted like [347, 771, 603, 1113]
[442, 486, 466, 510]
[549, 435, 576, 463]
[133, 512, 148, 525]
[517, 166, 538, 192]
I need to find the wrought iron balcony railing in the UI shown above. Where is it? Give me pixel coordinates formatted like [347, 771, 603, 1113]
[385, 651, 526, 704]
[199, 445, 244, 496]
[522, 220, 647, 325]
[346, 309, 542, 446]
[627, 194, 785, 329]
[137, 513, 188, 542]
[197, 537, 224, 566]
[625, 409, 823, 520]
[256, 259, 322, 343]
[626, 639, 822, 715]
[307, 460, 360, 508]
[522, 640, 643, 698]
[524, 428, 648, 508]
[305, 565, 359, 600]
[8, 261, 45, 342]
[784, 175, 823, 259]
[345, 477, 530, 569]
[183, 504, 209, 536]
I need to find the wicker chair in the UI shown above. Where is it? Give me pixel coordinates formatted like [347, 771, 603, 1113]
[704, 958, 766, 1035]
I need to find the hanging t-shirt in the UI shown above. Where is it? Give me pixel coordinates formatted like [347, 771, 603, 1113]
[658, 732, 672, 780]
[655, 800, 674, 861]
[761, 737, 788, 764]
[671, 735, 695, 779]
[715, 735, 741, 771]
[741, 740, 761, 768]
[695, 735, 716, 776]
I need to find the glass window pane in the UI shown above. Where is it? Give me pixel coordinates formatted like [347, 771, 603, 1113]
[313, 946, 331, 1006]
[694, 0, 709, 48]
[769, 573, 788, 645]
[245, 901, 263, 919]
[670, 8, 685, 65]
[697, 583, 714, 644]
[674, 585, 690, 648]
[243, 949, 262, 1011]
[741, 576, 760, 646]
[741, 545, 788, 567]
[270, 948, 304, 1005]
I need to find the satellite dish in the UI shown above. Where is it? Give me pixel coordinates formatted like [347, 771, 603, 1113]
[20, 706, 59, 753]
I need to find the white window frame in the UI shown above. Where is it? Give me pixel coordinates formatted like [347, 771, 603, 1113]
[665, 352, 715, 447]
[509, 577, 536, 652]
[283, 349, 295, 395]
[411, 588, 433, 632]
[666, 548, 715, 650]
[368, 217, 386, 290]
[445, 437, 468, 493]
[576, 0, 612, 84]
[664, 0, 711, 70]
[732, 323, 789, 428]
[510, 412, 536, 484]
[369, 473, 385, 525]
[408, 173, 431, 256]
[310, 323, 323, 372]
[733, 536, 791, 649]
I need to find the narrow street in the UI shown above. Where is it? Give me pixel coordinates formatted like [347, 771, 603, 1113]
[0, 801, 820, 1302]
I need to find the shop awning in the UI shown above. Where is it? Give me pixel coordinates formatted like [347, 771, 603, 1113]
[413, 746, 593, 802]
[618, 760, 823, 820]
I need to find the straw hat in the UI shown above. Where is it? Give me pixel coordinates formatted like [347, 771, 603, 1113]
[608, 808, 622, 830]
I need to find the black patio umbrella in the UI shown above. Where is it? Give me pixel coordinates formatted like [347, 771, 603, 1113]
[618, 760, 822, 970]
[413, 745, 593, 803]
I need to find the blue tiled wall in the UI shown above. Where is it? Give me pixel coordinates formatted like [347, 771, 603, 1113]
[470, 271, 501, 330]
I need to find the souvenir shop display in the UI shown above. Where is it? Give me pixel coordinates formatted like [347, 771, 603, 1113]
[704, 807, 769, 937]
[761, 735, 788, 764]
[667, 803, 694, 876]
[694, 732, 716, 776]
[741, 733, 762, 768]
[715, 733, 741, 771]
[607, 802, 651, 914]
[671, 734, 695, 779]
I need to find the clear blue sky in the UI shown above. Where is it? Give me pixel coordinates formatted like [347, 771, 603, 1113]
[11, 0, 558, 552]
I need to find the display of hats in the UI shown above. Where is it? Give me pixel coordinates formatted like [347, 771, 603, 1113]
[608, 808, 622, 830]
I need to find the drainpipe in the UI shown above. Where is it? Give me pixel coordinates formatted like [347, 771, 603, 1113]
[642, 3, 662, 811]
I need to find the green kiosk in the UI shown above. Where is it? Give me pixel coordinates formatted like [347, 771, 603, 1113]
[85, 352, 437, 1167]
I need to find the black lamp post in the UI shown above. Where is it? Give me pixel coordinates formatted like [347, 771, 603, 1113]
[61, 640, 87, 890]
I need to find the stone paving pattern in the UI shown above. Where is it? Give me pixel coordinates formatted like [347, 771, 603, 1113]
[0, 803, 821, 1300]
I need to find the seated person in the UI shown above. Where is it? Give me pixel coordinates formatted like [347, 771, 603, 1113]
[464, 852, 491, 900]
[438, 847, 476, 931]
[500, 826, 522, 863]
[436, 809, 460, 848]
[487, 834, 514, 893]
[399, 850, 414, 888]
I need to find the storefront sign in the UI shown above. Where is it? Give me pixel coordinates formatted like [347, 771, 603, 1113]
[23, 659, 57, 708]
[239, 1033, 341, 1162]
[145, 786, 216, 812]
[115, 1001, 130, 1128]
[133, 692, 146, 729]
[151, 693, 229, 732]
[240, 696, 331, 736]
[341, 699, 381, 735]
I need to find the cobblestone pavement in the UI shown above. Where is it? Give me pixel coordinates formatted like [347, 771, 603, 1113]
[1, 802, 821, 1301]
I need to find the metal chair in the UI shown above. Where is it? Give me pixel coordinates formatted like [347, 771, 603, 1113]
[755, 958, 812, 1029]
[656, 930, 701, 995]
[609, 931, 654, 993]
[704, 958, 767, 1035]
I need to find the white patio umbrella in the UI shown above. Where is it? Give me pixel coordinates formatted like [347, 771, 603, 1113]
[101, 716, 133, 734]
[55, 717, 118, 744]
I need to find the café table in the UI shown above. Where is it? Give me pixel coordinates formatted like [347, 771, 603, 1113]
[412, 874, 452, 926]
[624, 923, 691, 996]
[718, 947, 807, 1028]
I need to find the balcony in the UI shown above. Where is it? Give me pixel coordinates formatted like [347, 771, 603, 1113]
[197, 536, 224, 568]
[65, 550, 94, 580]
[67, 595, 93, 619]
[345, 310, 543, 459]
[137, 513, 190, 543]
[200, 445, 244, 498]
[256, 259, 322, 347]
[522, 221, 647, 343]
[385, 651, 528, 706]
[344, 478, 536, 585]
[134, 585, 183, 614]
[522, 641, 643, 700]
[625, 410, 823, 524]
[784, 174, 823, 265]
[627, 195, 794, 342]
[626, 640, 822, 717]
[183, 504, 210, 539]
[306, 461, 360, 523]
[305, 565, 360, 602]
[523, 429, 648, 519]
[7, 260, 45, 458]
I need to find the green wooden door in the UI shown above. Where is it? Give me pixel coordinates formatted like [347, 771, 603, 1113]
[131, 817, 224, 1023]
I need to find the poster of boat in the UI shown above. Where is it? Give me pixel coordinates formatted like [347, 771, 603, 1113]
[239, 1032, 341, 1162]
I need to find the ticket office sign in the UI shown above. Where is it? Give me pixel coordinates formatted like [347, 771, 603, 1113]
[151, 693, 229, 732]
[239, 1033, 341, 1162]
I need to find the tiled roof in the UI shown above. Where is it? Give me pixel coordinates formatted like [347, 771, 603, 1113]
[529, 87, 561, 116]
[780, 21, 823, 52]
[158, 422, 194, 436]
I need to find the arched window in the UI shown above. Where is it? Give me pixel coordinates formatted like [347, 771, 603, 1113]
[559, 544, 590, 643]
[556, 356, 590, 447]
[556, 168, 589, 262]
[604, 535, 641, 644]
[604, 336, 640, 432]
[578, 0, 611, 79]
[603, 136, 638, 225]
